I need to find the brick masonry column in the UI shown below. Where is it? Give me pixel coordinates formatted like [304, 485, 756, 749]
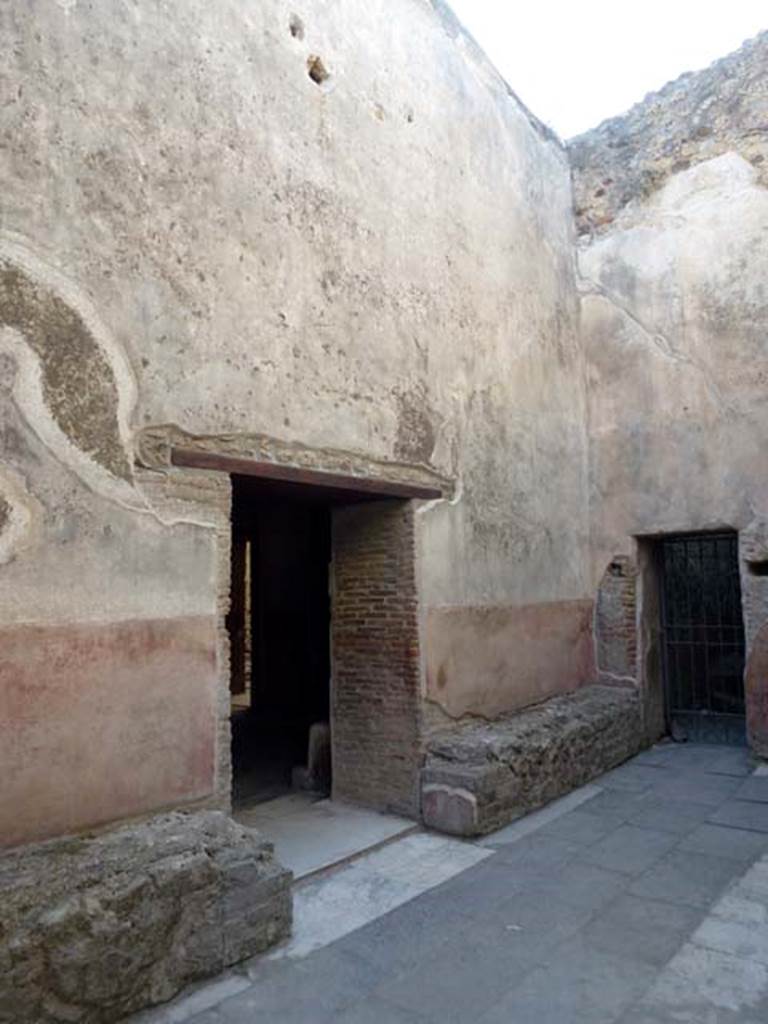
[331, 500, 422, 818]
[595, 555, 638, 685]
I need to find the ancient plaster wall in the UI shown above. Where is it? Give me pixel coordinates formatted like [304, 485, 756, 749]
[0, 238, 225, 847]
[570, 34, 768, 735]
[1, 0, 592, 846]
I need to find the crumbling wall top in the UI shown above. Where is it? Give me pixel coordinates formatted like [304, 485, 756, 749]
[568, 31, 768, 236]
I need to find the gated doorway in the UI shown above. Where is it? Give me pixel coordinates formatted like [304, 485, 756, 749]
[659, 532, 746, 744]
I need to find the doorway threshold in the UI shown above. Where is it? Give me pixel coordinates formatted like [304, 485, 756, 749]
[233, 793, 417, 880]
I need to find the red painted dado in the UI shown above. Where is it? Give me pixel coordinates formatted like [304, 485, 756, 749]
[0, 616, 218, 849]
[426, 599, 597, 720]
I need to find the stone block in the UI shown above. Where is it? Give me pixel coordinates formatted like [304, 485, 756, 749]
[421, 685, 646, 836]
[0, 811, 292, 1023]
[421, 783, 479, 836]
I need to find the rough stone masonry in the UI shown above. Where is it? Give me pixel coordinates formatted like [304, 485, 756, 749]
[0, 813, 292, 1024]
[422, 686, 646, 836]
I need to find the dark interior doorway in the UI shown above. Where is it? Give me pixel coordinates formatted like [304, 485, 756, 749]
[659, 532, 746, 745]
[228, 477, 332, 807]
[189, 444, 441, 816]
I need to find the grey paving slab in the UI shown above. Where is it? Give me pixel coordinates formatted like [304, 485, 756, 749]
[372, 929, 532, 1023]
[478, 935, 657, 1024]
[618, 1009, 682, 1023]
[633, 942, 768, 1023]
[735, 776, 768, 803]
[618, 1006, 759, 1024]
[216, 990, 338, 1024]
[630, 745, 680, 768]
[579, 824, 680, 876]
[436, 872, 536, 929]
[332, 892, 466, 975]
[333, 996, 432, 1023]
[598, 763, 669, 792]
[583, 893, 703, 968]
[524, 857, 628, 911]
[704, 748, 754, 778]
[415, 863, 526, 931]
[645, 747, 752, 786]
[579, 787, 652, 821]
[270, 831, 491, 959]
[660, 743, 742, 768]
[534, 807, 625, 845]
[628, 849, 743, 909]
[486, 832, 581, 875]
[679, 823, 768, 863]
[715, 886, 768, 927]
[217, 947, 382, 1023]
[617, 853, 768, 1024]
[711, 800, 768, 833]
[456, 887, 596, 962]
[659, 772, 744, 806]
[625, 794, 715, 836]
[694, 914, 768, 966]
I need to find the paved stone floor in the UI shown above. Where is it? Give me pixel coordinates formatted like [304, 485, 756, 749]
[234, 793, 417, 879]
[135, 742, 768, 1023]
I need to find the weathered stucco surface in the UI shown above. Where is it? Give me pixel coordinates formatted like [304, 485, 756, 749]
[1, 0, 592, 845]
[0, 255, 130, 480]
[0, 617, 218, 848]
[425, 599, 595, 719]
[571, 36, 768, 733]
[2, 0, 765, 861]
[577, 157, 768, 576]
[5, 6, 768, 1018]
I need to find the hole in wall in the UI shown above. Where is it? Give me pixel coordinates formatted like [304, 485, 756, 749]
[748, 560, 768, 577]
[307, 55, 329, 85]
[608, 557, 630, 578]
[289, 13, 304, 39]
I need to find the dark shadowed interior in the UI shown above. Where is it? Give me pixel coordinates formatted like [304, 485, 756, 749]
[229, 477, 332, 806]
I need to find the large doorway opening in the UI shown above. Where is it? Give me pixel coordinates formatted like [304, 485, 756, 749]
[208, 450, 436, 825]
[228, 476, 332, 807]
[658, 531, 746, 745]
[171, 444, 439, 875]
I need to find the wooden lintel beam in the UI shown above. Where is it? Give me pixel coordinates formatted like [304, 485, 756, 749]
[170, 447, 443, 501]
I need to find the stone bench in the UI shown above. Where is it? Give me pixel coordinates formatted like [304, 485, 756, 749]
[421, 685, 647, 837]
[1, 811, 292, 1023]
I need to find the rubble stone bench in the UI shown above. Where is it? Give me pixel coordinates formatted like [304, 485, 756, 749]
[421, 685, 647, 837]
[0, 811, 292, 1023]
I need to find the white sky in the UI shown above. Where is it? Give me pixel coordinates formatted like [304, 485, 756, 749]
[447, 1, 767, 138]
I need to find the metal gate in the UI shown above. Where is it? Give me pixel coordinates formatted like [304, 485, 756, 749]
[659, 532, 746, 744]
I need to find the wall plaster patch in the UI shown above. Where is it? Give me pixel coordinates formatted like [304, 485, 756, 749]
[0, 239, 138, 506]
[0, 467, 43, 564]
